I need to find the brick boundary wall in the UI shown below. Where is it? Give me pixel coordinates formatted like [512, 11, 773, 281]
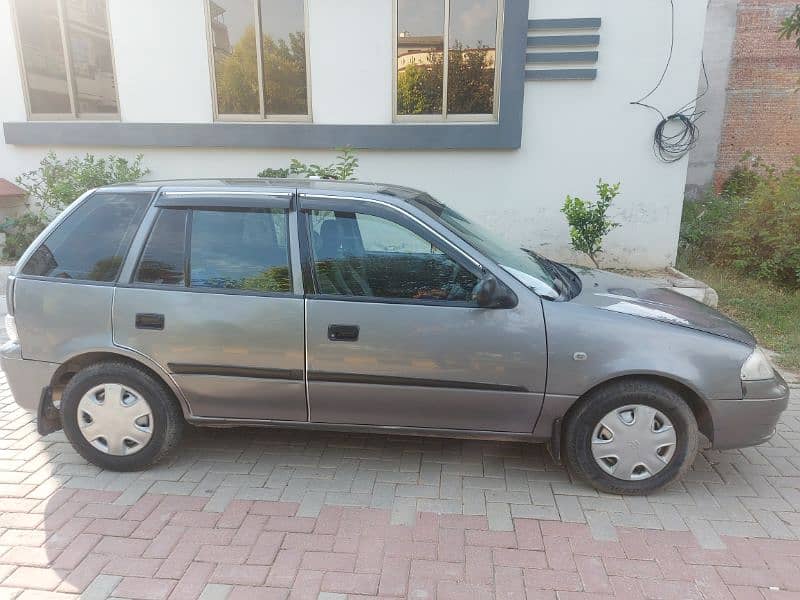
[714, 0, 800, 190]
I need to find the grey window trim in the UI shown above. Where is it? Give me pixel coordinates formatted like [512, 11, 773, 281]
[4, 0, 526, 149]
[205, 0, 312, 122]
[305, 293, 479, 309]
[10, 0, 121, 121]
[155, 193, 292, 209]
[300, 194, 483, 272]
[13, 274, 117, 288]
[392, 0, 504, 123]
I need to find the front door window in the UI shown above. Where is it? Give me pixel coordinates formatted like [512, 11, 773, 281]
[306, 209, 479, 303]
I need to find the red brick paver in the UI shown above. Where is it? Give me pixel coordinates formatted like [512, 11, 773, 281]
[0, 490, 797, 598]
[0, 369, 798, 598]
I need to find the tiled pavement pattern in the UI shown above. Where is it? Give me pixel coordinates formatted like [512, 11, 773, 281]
[0, 370, 797, 599]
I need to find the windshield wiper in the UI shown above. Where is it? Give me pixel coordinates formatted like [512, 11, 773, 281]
[521, 247, 563, 282]
[521, 248, 579, 300]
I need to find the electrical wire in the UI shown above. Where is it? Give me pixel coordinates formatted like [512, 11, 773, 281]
[630, 0, 710, 163]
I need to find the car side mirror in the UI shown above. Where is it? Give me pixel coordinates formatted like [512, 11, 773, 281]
[474, 274, 517, 309]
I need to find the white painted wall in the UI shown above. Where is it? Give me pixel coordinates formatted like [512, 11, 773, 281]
[108, 0, 214, 122]
[0, 0, 708, 269]
[308, 0, 393, 124]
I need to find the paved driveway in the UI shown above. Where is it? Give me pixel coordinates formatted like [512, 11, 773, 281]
[0, 293, 799, 598]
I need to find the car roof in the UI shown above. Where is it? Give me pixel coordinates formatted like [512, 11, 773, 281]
[101, 178, 429, 204]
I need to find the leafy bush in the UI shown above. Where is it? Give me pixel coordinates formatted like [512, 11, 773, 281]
[721, 153, 761, 199]
[680, 156, 800, 288]
[17, 152, 149, 214]
[678, 192, 743, 262]
[0, 212, 48, 262]
[0, 152, 149, 260]
[779, 4, 800, 50]
[561, 180, 621, 268]
[258, 147, 358, 180]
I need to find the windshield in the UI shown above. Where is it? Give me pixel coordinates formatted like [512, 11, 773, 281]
[409, 194, 559, 298]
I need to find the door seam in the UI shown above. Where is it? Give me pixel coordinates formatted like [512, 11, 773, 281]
[304, 297, 311, 422]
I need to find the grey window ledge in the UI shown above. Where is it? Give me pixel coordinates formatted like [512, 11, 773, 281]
[3, 120, 522, 150]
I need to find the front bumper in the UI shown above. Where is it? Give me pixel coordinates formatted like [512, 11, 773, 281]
[0, 342, 59, 412]
[708, 372, 791, 450]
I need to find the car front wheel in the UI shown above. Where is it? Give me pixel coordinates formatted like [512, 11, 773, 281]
[61, 361, 183, 471]
[563, 379, 699, 495]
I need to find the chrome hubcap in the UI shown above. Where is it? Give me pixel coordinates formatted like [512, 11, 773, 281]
[591, 404, 677, 481]
[76, 384, 153, 456]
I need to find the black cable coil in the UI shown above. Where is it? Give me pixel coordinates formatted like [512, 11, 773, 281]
[630, 0, 709, 163]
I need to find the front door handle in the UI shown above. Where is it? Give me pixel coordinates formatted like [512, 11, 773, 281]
[328, 324, 359, 341]
[136, 313, 165, 330]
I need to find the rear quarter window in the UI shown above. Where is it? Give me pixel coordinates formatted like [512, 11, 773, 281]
[20, 192, 151, 282]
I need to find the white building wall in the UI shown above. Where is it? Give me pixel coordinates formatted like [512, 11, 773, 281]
[0, 0, 708, 269]
[308, 0, 394, 124]
[108, 0, 214, 123]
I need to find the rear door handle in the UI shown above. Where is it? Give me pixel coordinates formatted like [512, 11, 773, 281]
[328, 324, 359, 341]
[135, 313, 164, 330]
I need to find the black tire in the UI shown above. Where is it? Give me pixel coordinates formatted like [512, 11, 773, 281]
[563, 379, 699, 495]
[61, 361, 184, 471]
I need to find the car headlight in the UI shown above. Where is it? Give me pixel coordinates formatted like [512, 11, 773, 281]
[741, 347, 775, 381]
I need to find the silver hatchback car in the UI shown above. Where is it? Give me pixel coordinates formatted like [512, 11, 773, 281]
[1, 180, 789, 494]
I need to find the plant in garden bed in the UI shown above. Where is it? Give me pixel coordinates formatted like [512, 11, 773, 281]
[258, 147, 359, 180]
[561, 180, 622, 268]
[0, 152, 149, 260]
[678, 261, 800, 372]
[679, 155, 800, 288]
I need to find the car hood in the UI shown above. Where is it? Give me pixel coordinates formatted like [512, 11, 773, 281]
[567, 267, 756, 346]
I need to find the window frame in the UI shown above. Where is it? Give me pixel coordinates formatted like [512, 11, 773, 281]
[205, 0, 313, 123]
[10, 0, 121, 121]
[299, 195, 485, 308]
[131, 205, 296, 298]
[392, 0, 504, 123]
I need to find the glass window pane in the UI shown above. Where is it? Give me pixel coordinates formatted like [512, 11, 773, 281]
[15, 0, 72, 114]
[309, 210, 477, 302]
[190, 209, 291, 293]
[447, 0, 498, 115]
[135, 209, 187, 286]
[396, 0, 444, 116]
[210, 0, 260, 116]
[260, 0, 308, 115]
[64, 0, 118, 114]
[22, 192, 150, 281]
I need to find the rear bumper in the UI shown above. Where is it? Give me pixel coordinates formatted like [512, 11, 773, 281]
[709, 373, 790, 450]
[0, 342, 58, 412]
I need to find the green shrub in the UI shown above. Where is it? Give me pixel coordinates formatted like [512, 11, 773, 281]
[721, 153, 762, 199]
[0, 152, 149, 260]
[258, 147, 358, 180]
[17, 152, 149, 214]
[0, 212, 48, 262]
[779, 4, 800, 50]
[720, 159, 800, 286]
[679, 156, 800, 288]
[678, 192, 743, 261]
[561, 180, 621, 268]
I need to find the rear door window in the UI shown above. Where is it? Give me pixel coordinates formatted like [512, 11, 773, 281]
[134, 207, 292, 294]
[190, 209, 291, 293]
[21, 192, 151, 282]
[134, 209, 188, 285]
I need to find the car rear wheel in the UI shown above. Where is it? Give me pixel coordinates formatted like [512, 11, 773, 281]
[61, 362, 183, 471]
[563, 379, 699, 495]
